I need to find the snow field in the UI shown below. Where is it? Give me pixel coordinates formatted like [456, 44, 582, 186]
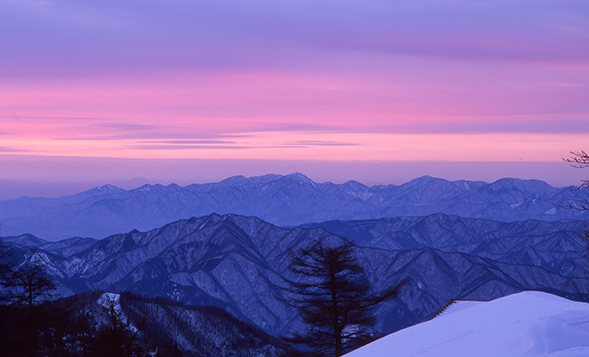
[345, 291, 589, 357]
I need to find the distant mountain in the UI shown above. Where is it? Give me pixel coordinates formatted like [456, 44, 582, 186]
[346, 291, 589, 357]
[360, 246, 588, 334]
[303, 214, 589, 277]
[0, 173, 587, 240]
[8, 213, 588, 337]
[3, 233, 48, 247]
[5, 234, 98, 258]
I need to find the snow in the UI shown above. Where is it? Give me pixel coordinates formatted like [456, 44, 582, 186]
[511, 202, 523, 209]
[97, 292, 138, 332]
[345, 291, 589, 357]
[98, 292, 121, 308]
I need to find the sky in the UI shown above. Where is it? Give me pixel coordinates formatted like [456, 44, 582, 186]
[1, 0, 588, 199]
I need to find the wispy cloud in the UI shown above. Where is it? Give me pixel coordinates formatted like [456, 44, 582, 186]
[129, 144, 254, 151]
[98, 123, 159, 132]
[288, 140, 361, 147]
[138, 140, 237, 145]
[0, 146, 24, 152]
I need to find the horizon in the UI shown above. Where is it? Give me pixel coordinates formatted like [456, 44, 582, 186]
[0, 168, 585, 201]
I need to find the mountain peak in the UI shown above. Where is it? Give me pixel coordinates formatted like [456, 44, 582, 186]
[284, 172, 314, 183]
[81, 184, 125, 196]
[98, 184, 121, 191]
[2, 174, 587, 240]
[134, 184, 155, 192]
[488, 177, 556, 194]
[3, 233, 48, 247]
[343, 180, 369, 190]
[219, 175, 248, 185]
[406, 175, 441, 185]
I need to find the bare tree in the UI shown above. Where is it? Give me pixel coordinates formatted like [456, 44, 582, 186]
[564, 150, 589, 211]
[5, 258, 58, 307]
[564, 151, 589, 243]
[564, 151, 589, 301]
[280, 238, 407, 357]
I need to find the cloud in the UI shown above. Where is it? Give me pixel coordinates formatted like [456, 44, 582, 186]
[373, 117, 589, 135]
[98, 123, 159, 132]
[0, 146, 24, 152]
[129, 144, 254, 151]
[288, 140, 361, 147]
[1, 0, 587, 79]
[138, 140, 237, 145]
[54, 131, 255, 141]
[0, 0, 586, 169]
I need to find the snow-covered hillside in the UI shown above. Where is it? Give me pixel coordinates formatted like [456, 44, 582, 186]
[345, 291, 589, 357]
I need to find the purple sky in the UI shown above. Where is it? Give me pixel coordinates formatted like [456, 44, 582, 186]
[0, 0, 588, 198]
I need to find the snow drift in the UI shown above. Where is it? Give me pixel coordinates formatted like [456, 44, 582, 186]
[345, 291, 589, 357]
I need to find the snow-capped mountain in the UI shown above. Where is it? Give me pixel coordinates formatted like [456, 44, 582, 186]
[1, 173, 587, 240]
[345, 291, 589, 357]
[7, 213, 589, 337]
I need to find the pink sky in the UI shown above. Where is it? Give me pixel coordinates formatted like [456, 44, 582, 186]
[0, 0, 588, 198]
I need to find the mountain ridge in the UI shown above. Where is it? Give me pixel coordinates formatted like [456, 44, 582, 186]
[1, 173, 587, 240]
[6, 212, 589, 337]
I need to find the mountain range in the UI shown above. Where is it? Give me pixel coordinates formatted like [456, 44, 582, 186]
[6, 213, 589, 337]
[304, 215, 588, 277]
[1, 173, 588, 240]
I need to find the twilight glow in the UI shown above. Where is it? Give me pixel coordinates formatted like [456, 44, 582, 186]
[1, 0, 588, 198]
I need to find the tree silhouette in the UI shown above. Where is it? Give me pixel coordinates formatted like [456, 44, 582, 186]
[0, 236, 17, 304]
[90, 294, 145, 357]
[564, 151, 589, 246]
[7, 258, 59, 355]
[5, 258, 58, 307]
[564, 151, 589, 301]
[564, 150, 589, 211]
[0, 242, 61, 356]
[280, 238, 407, 357]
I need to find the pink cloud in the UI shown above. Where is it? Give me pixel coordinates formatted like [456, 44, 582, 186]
[1, 57, 587, 142]
[1, 0, 588, 187]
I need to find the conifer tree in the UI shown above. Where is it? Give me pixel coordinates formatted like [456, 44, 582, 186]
[90, 294, 145, 357]
[280, 238, 407, 357]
